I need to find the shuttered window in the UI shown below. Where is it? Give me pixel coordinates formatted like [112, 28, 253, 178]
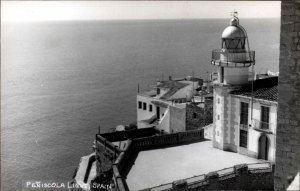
[261, 106, 270, 129]
[240, 102, 249, 127]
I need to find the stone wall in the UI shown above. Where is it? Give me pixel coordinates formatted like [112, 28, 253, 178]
[169, 105, 186, 132]
[95, 134, 120, 178]
[275, 1, 300, 190]
[186, 101, 213, 131]
[144, 163, 274, 191]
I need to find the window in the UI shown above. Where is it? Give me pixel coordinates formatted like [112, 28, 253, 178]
[157, 88, 160, 95]
[217, 98, 220, 104]
[240, 102, 249, 128]
[149, 104, 153, 112]
[220, 67, 224, 83]
[217, 115, 220, 120]
[143, 102, 147, 110]
[223, 39, 245, 49]
[261, 106, 270, 129]
[240, 129, 248, 148]
[138, 101, 142, 109]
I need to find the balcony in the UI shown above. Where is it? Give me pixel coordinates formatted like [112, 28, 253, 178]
[211, 49, 255, 67]
[251, 119, 273, 134]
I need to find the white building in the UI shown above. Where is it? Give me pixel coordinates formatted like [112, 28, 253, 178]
[211, 14, 278, 163]
[137, 77, 204, 133]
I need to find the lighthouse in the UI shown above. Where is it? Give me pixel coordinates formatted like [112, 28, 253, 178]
[211, 12, 255, 85]
[211, 12, 255, 151]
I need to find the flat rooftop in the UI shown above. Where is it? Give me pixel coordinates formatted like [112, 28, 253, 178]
[126, 140, 262, 190]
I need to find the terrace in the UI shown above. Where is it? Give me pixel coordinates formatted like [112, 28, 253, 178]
[126, 140, 263, 191]
[95, 128, 273, 191]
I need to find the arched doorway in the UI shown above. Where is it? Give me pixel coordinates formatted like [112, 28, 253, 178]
[258, 134, 269, 160]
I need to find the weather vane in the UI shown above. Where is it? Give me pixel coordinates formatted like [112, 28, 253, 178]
[230, 9, 238, 18]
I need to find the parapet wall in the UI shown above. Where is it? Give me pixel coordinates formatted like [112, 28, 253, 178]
[188, 163, 274, 191]
[145, 163, 274, 191]
[133, 129, 204, 150]
[101, 127, 156, 142]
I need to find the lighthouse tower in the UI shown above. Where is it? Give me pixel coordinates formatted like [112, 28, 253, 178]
[211, 12, 255, 151]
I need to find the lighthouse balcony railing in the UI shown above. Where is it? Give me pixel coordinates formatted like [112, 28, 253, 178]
[211, 50, 255, 67]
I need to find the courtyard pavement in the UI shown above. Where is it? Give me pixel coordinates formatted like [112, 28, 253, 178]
[126, 140, 262, 190]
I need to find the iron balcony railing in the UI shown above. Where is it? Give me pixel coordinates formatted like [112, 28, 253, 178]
[252, 119, 274, 133]
[211, 49, 255, 67]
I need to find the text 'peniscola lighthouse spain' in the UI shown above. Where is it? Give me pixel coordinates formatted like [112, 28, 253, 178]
[211, 12, 256, 151]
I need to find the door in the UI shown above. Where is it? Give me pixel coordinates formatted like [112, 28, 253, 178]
[258, 134, 269, 160]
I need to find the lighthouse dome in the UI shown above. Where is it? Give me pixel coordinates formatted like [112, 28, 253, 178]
[221, 17, 247, 50]
[222, 26, 246, 39]
[221, 17, 246, 39]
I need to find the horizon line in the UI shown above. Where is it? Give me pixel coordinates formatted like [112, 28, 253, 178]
[2, 17, 281, 24]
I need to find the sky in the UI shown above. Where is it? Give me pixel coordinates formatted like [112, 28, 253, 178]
[2, 1, 281, 23]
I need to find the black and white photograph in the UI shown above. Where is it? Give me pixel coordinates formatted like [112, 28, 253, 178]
[1, 1, 299, 191]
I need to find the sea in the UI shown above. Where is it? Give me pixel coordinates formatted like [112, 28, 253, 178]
[1, 19, 279, 191]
